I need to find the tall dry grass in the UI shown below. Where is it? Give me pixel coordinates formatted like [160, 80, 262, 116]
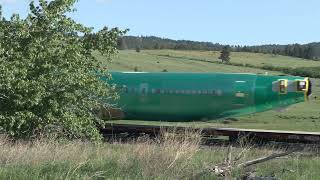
[0, 135, 102, 166]
[1, 132, 318, 179]
[0, 129, 204, 179]
[128, 129, 202, 178]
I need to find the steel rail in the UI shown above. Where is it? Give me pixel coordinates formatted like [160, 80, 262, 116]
[101, 123, 320, 144]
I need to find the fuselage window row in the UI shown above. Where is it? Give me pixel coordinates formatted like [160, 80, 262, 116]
[122, 87, 222, 95]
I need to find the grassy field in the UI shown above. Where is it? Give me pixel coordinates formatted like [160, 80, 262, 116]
[98, 50, 320, 72]
[97, 50, 280, 74]
[99, 50, 320, 132]
[147, 50, 320, 69]
[1, 134, 319, 179]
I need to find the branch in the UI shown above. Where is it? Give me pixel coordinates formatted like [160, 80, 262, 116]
[237, 149, 297, 168]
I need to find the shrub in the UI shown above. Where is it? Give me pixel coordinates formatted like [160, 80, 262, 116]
[287, 67, 320, 78]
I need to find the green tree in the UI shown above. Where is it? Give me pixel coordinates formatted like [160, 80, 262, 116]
[117, 37, 128, 50]
[303, 45, 313, 59]
[135, 46, 141, 52]
[154, 43, 160, 49]
[0, 0, 126, 140]
[219, 46, 231, 63]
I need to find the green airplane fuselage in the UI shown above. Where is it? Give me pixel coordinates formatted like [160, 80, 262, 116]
[102, 72, 310, 121]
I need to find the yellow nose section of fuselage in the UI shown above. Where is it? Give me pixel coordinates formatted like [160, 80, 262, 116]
[295, 78, 311, 100]
[305, 78, 312, 99]
[273, 78, 312, 101]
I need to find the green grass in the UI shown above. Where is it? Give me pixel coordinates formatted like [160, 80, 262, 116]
[97, 50, 320, 132]
[146, 50, 320, 69]
[97, 50, 281, 74]
[101, 50, 320, 72]
[1, 136, 319, 179]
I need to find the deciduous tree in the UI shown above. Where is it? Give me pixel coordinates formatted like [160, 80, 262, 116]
[0, 0, 126, 140]
[219, 46, 231, 63]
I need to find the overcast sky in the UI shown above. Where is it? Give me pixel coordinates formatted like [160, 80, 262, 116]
[1, 0, 319, 45]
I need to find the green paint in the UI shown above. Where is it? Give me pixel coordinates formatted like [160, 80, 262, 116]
[104, 72, 307, 121]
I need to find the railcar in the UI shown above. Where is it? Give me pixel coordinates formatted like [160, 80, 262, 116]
[100, 72, 311, 121]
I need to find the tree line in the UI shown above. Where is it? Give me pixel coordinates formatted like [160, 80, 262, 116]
[118, 36, 320, 60]
[233, 43, 317, 60]
[118, 36, 225, 51]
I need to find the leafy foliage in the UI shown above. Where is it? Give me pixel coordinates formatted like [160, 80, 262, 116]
[259, 64, 320, 78]
[287, 67, 320, 78]
[0, 0, 126, 140]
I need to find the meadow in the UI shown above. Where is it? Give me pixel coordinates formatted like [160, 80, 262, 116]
[98, 50, 320, 72]
[102, 50, 320, 132]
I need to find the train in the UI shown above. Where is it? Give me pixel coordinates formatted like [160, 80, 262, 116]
[99, 72, 312, 121]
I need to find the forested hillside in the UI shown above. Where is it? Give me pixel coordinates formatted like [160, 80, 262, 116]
[117, 36, 225, 51]
[118, 36, 320, 60]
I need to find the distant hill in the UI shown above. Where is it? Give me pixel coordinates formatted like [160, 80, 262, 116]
[117, 36, 320, 60]
[117, 36, 225, 51]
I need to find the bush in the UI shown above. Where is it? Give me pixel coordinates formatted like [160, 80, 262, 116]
[0, 1, 126, 140]
[287, 67, 320, 78]
[260, 64, 320, 78]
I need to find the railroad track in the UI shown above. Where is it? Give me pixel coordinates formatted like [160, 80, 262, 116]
[101, 123, 320, 145]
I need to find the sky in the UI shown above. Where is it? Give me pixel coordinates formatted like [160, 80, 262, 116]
[0, 0, 319, 45]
